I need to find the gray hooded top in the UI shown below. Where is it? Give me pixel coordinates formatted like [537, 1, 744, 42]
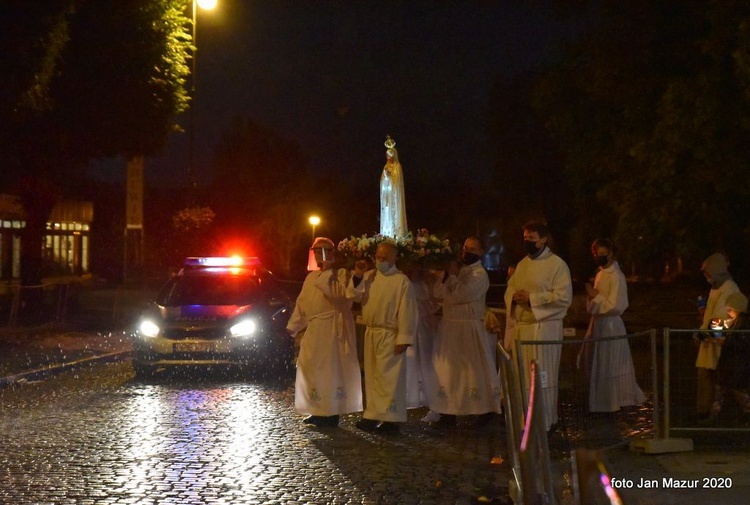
[701, 253, 732, 289]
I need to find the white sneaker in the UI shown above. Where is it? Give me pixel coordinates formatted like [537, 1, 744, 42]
[421, 410, 441, 423]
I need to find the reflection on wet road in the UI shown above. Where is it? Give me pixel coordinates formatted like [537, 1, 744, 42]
[0, 362, 509, 504]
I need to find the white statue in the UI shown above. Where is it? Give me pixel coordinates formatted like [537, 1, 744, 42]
[380, 135, 408, 237]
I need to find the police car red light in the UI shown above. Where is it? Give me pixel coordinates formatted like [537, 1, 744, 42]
[183, 256, 261, 268]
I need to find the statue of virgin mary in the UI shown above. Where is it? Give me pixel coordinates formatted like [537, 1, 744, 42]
[380, 135, 408, 237]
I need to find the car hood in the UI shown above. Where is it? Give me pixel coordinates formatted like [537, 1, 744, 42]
[159, 304, 256, 324]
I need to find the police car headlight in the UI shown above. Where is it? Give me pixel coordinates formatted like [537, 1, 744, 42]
[230, 319, 257, 338]
[139, 319, 161, 338]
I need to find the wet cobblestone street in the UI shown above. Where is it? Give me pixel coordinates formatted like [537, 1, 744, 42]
[0, 361, 511, 504]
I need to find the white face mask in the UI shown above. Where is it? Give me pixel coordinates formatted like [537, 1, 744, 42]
[376, 261, 392, 274]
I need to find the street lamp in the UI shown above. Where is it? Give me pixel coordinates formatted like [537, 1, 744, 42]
[188, 0, 217, 194]
[308, 215, 321, 242]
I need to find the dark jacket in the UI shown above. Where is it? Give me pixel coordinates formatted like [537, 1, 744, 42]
[718, 313, 750, 389]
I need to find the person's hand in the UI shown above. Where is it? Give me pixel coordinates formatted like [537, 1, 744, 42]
[513, 289, 530, 306]
[354, 260, 368, 277]
[394, 344, 409, 355]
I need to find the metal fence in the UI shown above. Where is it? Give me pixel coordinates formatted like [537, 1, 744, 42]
[515, 330, 658, 450]
[2, 279, 163, 329]
[499, 347, 627, 505]
[664, 328, 750, 436]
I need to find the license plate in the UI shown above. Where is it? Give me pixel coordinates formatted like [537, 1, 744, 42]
[174, 342, 216, 353]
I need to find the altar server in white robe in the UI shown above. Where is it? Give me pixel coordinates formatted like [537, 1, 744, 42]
[584, 238, 645, 412]
[405, 268, 440, 409]
[505, 222, 572, 431]
[286, 238, 362, 427]
[348, 242, 418, 434]
[431, 237, 502, 426]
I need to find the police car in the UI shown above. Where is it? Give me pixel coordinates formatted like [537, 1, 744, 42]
[132, 256, 293, 378]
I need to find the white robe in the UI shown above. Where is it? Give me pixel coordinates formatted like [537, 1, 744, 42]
[405, 278, 440, 408]
[348, 265, 418, 422]
[286, 268, 362, 416]
[585, 261, 645, 412]
[431, 262, 502, 415]
[380, 148, 408, 237]
[504, 247, 572, 430]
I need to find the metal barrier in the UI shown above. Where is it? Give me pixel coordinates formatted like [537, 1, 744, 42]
[519, 360, 557, 505]
[500, 346, 628, 504]
[570, 449, 624, 505]
[664, 328, 750, 435]
[498, 342, 525, 503]
[6, 282, 73, 326]
[515, 330, 658, 450]
[3, 280, 162, 329]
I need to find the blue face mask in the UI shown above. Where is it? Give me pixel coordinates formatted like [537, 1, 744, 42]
[376, 261, 392, 274]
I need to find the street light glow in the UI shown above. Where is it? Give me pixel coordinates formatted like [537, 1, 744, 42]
[308, 215, 321, 245]
[197, 0, 217, 10]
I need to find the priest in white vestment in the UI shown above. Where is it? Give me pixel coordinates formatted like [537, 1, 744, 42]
[431, 237, 502, 426]
[505, 222, 572, 431]
[286, 238, 362, 427]
[380, 135, 408, 238]
[584, 238, 645, 413]
[348, 242, 418, 434]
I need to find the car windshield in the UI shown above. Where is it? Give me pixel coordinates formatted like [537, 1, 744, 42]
[158, 273, 259, 306]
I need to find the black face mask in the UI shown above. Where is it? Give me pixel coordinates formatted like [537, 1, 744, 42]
[595, 255, 609, 267]
[524, 240, 542, 257]
[461, 252, 482, 265]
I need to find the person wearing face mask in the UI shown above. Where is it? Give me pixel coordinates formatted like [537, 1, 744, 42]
[580, 238, 644, 413]
[694, 252, 739, 422]
[715, 292, 750, 422]
[286, 237, 363, 428]
[429, 237, 503, 428]
[504, 221, 572, 431]
[348, 241, 418, 434]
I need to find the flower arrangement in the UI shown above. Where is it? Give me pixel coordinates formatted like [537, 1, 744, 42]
[336, 229, 454, 269]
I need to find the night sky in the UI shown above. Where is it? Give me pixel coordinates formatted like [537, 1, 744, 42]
[90, 0, 575, 191]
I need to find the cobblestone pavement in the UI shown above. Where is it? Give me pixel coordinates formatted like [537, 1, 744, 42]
[0, 361, 512, 504]
[3, 328, 750, 504]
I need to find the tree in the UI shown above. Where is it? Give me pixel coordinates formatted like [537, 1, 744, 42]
[531, 0, 750, 276]
[209, 117, 313, 277]
[0, 0, 192, 283]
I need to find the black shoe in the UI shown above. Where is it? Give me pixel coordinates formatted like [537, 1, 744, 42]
[355, 418, 380, 432]
[432, 414, 457, 428]
[319, 415, 340, 427]
[304, 415, 339, 427]
[374, 421, 399, 434]
[473, 412, 495, 427]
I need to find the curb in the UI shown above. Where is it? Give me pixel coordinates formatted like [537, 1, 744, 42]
[0, 350, 132, 389]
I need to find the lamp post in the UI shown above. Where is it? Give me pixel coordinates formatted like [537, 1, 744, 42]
[308, 215, 321, 242]
[188, 0, 217, 194]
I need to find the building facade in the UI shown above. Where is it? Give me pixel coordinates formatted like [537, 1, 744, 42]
[0, 195, 93, 282]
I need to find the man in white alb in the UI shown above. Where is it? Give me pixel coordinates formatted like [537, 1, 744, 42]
[504, 222, 572, 431]
[431, 237, 502, 427]
[286, 238, 362, 427]
[348, 242, 418, 434]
